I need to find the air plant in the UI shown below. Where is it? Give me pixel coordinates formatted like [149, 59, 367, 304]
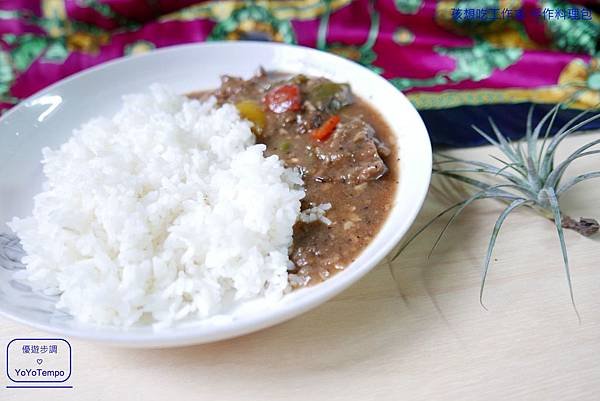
[393, 105, 600, 312]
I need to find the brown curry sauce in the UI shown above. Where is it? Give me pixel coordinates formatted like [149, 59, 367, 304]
[189, 71, 398, 287]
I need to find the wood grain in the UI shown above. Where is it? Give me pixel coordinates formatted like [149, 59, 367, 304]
[2, 131, 599, 401]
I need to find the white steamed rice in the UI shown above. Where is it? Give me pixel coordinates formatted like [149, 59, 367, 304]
[9, 85, 306, 328]
[299, 203, 332, 226]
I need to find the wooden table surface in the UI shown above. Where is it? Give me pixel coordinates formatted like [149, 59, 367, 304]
[2, 131, 599, 401]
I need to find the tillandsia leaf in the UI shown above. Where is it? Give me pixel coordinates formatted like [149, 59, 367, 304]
[427, 187, 528, 259]
[437, 152, 512, 170]
[543, 187, 580, 319]
[537, 103, 562, 167]
[472, 124, 522, 165]
[546, 149, 600, 191]
[528, 104, 561, 165]
[434, 171, 534, 199]
[540, 111, 600, 179]
[432, 170, 495, 192]
[526, 105, 537, 167]
[480, 199, 531, 308]
[429, 172, 472, 204]
[436, 153, 514, 173]
[539, 109, 591, 177]
[423, 198, 481, 259]
[553, 108, 596, 139]
[533, 103, 561, 142]
[392, 184, 525, 261]
[558, 171, 600, 195]
[566, 137, 600, 157]
[494, 162, 520, 177]
[488, 155, 527, 177]
[515, 140, 527, 167]
[544, 137, 600, 189]
[522, 109, 543, 191]
[545, 125, 600, 185]
[433, 166, 529, 188]
[437, 152, 528, 180]
[392, 201, 465, 260]
[488, 117, 520, 163]
[526, 158, 541, 192]
[471, 124, 500, 147]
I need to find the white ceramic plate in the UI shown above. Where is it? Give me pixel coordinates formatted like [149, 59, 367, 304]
[0, 42, 431, 347]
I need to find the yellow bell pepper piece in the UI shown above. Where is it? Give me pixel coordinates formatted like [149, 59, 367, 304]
[235, 100, 266, 134]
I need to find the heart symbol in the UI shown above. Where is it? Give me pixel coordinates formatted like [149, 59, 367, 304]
[36, 359, 43, 365]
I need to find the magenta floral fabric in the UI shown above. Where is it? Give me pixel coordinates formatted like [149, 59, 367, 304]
[0, 0, 598, 145]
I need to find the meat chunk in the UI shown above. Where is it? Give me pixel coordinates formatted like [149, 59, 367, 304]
[311, 119, 389, 184]
[214, 70, 270, 104]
